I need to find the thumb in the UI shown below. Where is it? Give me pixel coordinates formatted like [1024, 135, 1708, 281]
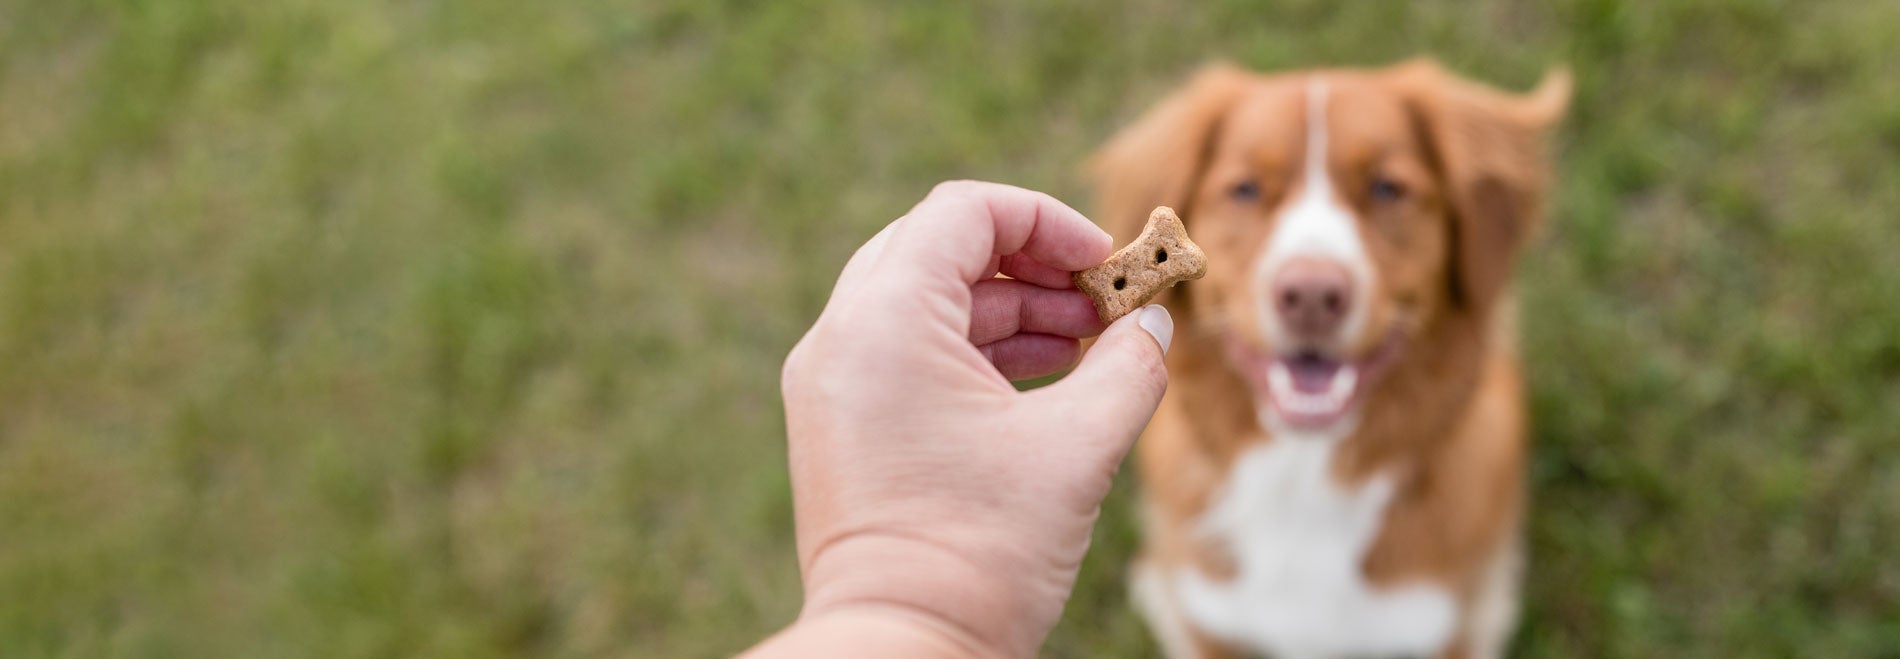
[1039, 305, 1173, 445]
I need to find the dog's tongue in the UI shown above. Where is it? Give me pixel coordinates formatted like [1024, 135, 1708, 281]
[1285, 354, 1342, 393]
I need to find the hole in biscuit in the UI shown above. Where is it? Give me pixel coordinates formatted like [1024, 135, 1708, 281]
[1156, 249, 1168, 263]
[1113, 277, 1127, 291]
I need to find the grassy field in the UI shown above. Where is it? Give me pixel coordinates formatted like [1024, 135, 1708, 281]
[2, 0, 1898, 656]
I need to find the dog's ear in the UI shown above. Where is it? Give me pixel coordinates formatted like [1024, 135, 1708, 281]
[1392, 59, 1570, 316]
[1089, 63, 1252, 244]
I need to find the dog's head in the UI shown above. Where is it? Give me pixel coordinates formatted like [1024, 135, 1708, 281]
[1092, 59, 1568, 435]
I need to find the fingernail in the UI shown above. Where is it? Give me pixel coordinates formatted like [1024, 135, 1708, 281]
[1137, 305, 1173, 355]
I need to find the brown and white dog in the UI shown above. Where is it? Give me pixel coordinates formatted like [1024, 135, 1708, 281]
[1090, 60, 1569, 659]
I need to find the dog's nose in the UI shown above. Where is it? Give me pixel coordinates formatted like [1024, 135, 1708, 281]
[1272, 258, 1353, 338]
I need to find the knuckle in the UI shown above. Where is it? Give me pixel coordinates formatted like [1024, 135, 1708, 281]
[780, 338, 809, 388]
[929, 179, 983, 199]
[1031, 189, 1061, 208]
[917, 181, 988, 219]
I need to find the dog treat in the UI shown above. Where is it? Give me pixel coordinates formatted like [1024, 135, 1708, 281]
[1073, 206, 1208, 324]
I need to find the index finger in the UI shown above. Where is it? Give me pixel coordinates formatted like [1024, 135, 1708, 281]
[864, 181, 1113, 293]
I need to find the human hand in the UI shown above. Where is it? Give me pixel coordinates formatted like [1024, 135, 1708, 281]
[753, 181, 1174, 657]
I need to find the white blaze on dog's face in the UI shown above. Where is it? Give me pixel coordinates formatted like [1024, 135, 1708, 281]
[1194, 73, 1454, 435]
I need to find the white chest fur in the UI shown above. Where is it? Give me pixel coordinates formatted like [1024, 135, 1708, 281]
[1173, 435, 1456, 658]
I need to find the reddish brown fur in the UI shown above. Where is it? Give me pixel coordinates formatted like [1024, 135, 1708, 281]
[1092, 59, 1567, 657]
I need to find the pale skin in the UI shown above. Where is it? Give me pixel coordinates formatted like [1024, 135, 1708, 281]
[743, 181, 1176, 658]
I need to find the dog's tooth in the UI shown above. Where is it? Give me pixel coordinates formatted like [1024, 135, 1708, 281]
[1330, 365, 1358, 401]
[1268, 361, 1294, 399]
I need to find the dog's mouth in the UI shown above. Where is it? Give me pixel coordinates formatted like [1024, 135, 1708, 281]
[1230, 330, 1407, 432]
[1267, 353, 1360, 426]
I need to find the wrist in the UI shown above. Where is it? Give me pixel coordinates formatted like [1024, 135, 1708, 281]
[742, 606, 986, 659]
[800, 531, 1057, 657]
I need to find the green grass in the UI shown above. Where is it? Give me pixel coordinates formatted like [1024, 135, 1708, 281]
[2, 0, 1897, 656]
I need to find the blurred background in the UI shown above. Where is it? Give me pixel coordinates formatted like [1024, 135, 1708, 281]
[2, 0, 1897, 657]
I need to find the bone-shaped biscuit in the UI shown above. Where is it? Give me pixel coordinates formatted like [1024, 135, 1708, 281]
[1073, 206, 1208, 324]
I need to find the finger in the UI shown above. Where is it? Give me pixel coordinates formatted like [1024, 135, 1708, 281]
[872, 181, 1111, 292]
[1034, 305, 1173, 448]
[969, 278, 1106, 346]
[997, 252, 1078, 289]
[979, 254, 1004, 281]
[977, 333, 1082, 381]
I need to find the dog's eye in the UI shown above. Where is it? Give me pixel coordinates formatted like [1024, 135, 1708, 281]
[1230, 180, 1261, 202]
[1369, 177, 1406, 203]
